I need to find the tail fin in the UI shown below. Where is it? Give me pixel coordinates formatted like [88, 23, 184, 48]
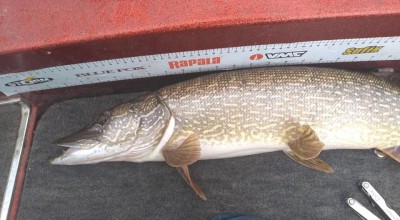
[379, 146, 400, 163]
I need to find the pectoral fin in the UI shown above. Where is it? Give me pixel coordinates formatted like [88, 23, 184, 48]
[162, 133, 206, 200]
[287, 125, 325, 160]
[162, 133, 201, 167]
[176, 165, 207, 201]
[378, 146, 400, 163]
[284, 151, 334, 173]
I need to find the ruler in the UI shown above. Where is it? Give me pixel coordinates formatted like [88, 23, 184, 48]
[0, 36, 399, 96]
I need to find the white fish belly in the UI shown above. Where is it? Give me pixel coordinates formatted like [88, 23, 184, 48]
[198, 140, 288, 160]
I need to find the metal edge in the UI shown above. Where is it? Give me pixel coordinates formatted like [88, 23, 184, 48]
[0, 98, 20, 106]
[347, 198, 381, 220]
[0, 98, 30, 220]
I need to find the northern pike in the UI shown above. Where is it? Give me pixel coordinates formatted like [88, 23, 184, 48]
[51, 66, 400, 200]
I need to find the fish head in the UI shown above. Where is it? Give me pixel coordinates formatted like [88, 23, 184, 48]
[51, 93, 174, 165]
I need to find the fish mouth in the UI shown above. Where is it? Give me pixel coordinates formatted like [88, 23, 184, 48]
[50, 144, 84, 165]
[50, 132, 102, 164]
[50, 136, 101, 165]
[50, 138, 113, 165]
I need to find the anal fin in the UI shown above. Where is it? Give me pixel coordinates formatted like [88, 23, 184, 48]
[284, 151, 335, 173]
[378, 146, 400, 163]
[176, 165, 207, 201]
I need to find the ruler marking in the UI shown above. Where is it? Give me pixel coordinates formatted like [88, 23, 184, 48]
[0, 36, 399, 96]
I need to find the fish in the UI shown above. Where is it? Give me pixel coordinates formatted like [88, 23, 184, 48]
[51, 66, 400, 200]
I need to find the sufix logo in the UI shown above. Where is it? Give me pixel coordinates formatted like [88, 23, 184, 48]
[342, 46, 383, 55]
[168, 57, 221, 69]
[250, 51, 307, 60]
[5, 77, 53, 87]
[75, 66, 145, 77]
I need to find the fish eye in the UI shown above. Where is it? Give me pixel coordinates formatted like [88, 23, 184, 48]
[88, 124, 103, 133]
[96, 111, 110, 126]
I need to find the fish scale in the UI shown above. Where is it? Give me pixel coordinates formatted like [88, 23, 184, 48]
[157, 66, 400, 160]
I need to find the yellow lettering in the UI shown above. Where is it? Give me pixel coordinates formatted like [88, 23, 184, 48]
[342, 48, 355, 55]
[372, 46, 384, 52]
[343, 46, 383, 55]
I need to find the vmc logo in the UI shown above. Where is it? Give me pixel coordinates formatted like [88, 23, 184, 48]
[250, 51, 307, 60]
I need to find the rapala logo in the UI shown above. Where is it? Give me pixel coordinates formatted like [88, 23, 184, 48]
[342, 46, 383, 55]
[5, 77, 53, 87]
[75, 66, 145, 77]
[168, 57, 221, 69]
[265, 51, 307, 59]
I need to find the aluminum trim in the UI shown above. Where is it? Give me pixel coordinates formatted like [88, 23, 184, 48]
[0, 98, 30, 220]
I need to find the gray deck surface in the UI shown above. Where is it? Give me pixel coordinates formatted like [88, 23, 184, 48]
[0, 104, 20, 205]
[18, 93, 399, 220]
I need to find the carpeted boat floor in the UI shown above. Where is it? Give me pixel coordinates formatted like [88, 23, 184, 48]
[0, 104, 20, 204]
[18, 93, 399, 220]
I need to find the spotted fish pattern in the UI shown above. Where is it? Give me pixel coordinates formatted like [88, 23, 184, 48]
[157, 66, 400, 159]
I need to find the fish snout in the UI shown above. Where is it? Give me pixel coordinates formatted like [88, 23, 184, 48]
[51, 128, 104, 165]
[54, 128, 101, 149]
[54, 138, 100, 149]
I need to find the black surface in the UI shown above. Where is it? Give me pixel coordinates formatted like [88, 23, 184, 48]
[0, 104, 20, 203]
[19, 93, 400, 220]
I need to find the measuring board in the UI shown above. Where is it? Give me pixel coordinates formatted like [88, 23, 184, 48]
[0, 36, 399, 96]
